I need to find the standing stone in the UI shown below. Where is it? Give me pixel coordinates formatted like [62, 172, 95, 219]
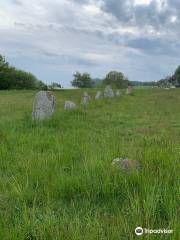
[95, 91, 103, 100]
[81, 92, 91, 105]
[126, 87, 129, 95]
[32, 91, 55, 120]
[64, 101, 77, 110]
[126, 86, 133, 95]
[115, 89, 121, 97]
[112, 158, 142, 172]
[104, 85, 114, 98]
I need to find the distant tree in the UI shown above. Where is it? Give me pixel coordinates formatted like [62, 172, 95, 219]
[71, 72, 94, 88]
[103, 71, 129, 89]
[0, 55, 9, 72]
[174, 66, 180, 85]
[157, 65, 180, 88]
[0, 55, 12, 89]
[36, 80, 48, 90]
[0, 54, 47, 90]
[157, 77, 169, 88]
[11, 70, 36, 89]
[130, 81, 157, 87]
[74, 72, 93, 88]
[0, 72, 12, 90]
[49, 82, 62, 89]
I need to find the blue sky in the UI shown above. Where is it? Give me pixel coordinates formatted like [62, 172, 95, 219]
[0, 0, 180, 86]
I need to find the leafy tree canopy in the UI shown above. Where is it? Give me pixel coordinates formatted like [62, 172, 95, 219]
[103, 71, 129, 89]
[174, 65, 180, 84]
[157, 65, 180, 87]
[71, 72, 94, 88]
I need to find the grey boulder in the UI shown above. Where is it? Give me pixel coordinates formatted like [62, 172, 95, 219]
[64, 101, 77, 110]
[81, 92, 91, 105]
[104, 85, 114, 98]
[115, 90, 121, 97]
[32, 91, 55, 120]
[112, 158, 141, 171]
[95, 91, 103, 100]
[126, 86, 133, 95]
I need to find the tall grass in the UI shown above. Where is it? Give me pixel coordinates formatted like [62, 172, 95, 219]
[0, 88, 179, 239]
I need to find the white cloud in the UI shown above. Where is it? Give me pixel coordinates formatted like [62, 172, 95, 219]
[170, 15, 177, 23]
[0, 0, 179, 86]
[134, 0, 152, 5]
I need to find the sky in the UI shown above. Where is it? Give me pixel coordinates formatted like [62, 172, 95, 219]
[0, 0, 180, 86]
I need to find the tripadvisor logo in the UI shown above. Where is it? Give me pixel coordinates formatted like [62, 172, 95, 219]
[135, 227, 143, 236]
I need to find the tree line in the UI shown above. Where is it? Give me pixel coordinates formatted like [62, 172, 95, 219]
[71, 71, 130, 89]
[3, 53, 178, 90]
[0, 54, 130, 90]
[71, 73, 158, 88]
[0, 54, 47, 90]
[157, 66, 180, 88]
[0, 54, 129, 90]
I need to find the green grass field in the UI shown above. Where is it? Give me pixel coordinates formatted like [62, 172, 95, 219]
[0, 88, 179, 239]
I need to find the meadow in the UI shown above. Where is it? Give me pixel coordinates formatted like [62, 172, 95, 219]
[0, 88, 179, 239]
